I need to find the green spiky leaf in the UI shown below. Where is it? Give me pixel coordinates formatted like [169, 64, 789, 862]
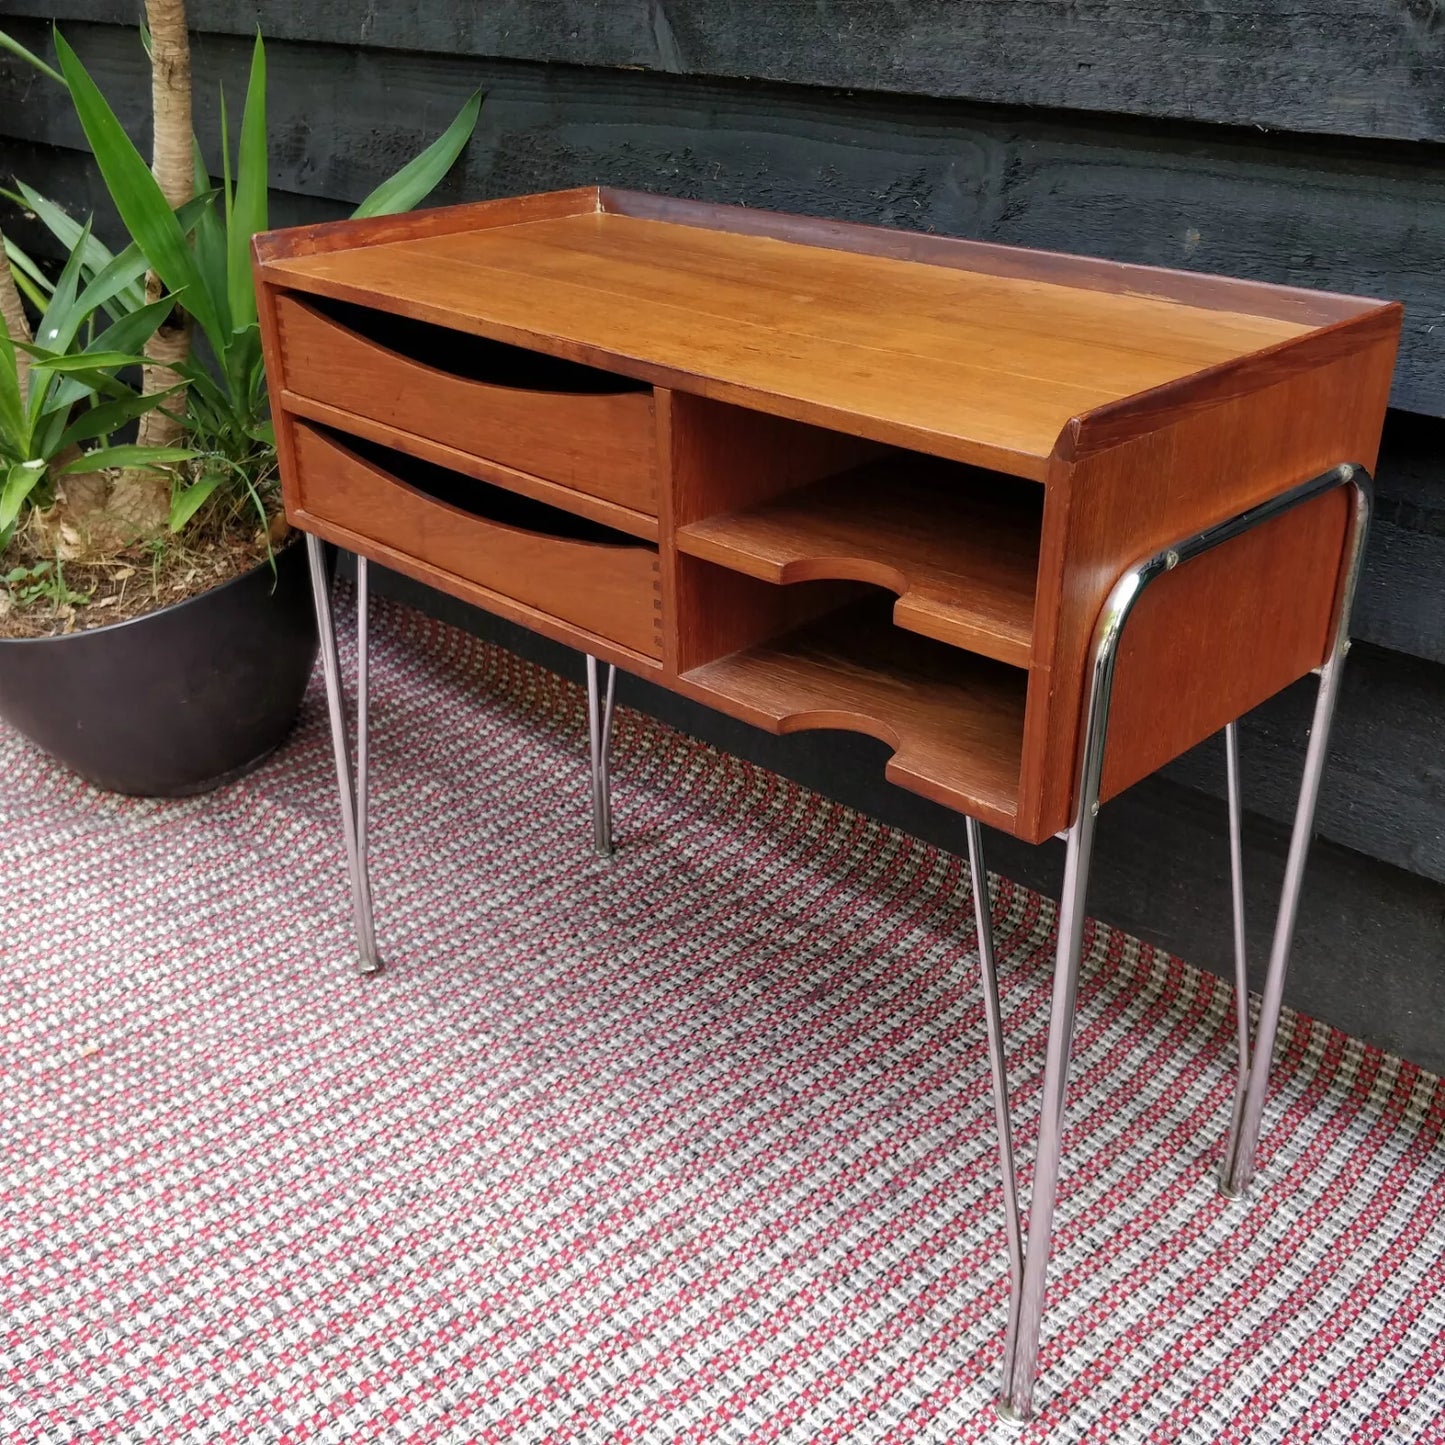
[228, 35, 268, 332]
[0, 331, 26, 451]
[53, 28, 223, 350]
[56, 444, 194, 475]
[351, 90, 481, 219]
[167, 472, 223, 531]
[0, 28, 64, 85]
[58, 385, 184, 448]
[0, 459, 46, 531]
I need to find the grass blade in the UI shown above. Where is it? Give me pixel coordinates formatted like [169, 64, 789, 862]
[4, 182, 133, 303]
[73, 239, 150, 322]
[26, 349, 154, 372]
[351, 90, 481, 219]
[25, 364, 130, 403]
[167, 472, 222, 531]
[7, 267, 50, 315]
[178, 361, 228, 413]
[4, 237, 55, 298]
[70, 193, 211, 324]
[0, 459, 46, 532]
[0, 332, 26, 452]
[31, 217, 91, 358]
[85, 294, 177, 361]
[192, 141, 231, 341]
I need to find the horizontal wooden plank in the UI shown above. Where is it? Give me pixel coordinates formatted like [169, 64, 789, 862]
[5, 22, 1445, 422]
[1356, 411, 1445, 667]
[1161, 642, 1445, 885]
[263, 208, 1321, 479]
[7, 0, 1445, 145]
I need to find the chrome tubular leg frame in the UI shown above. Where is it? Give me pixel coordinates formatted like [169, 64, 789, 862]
[1217, 548, 1367, 1193]
[305, 536, 383, 975]
[966, 818, 1026, 1425]
[586, 654, 617, 857]
[1222, 719, 1251, 1144]
[988, 463, 1371, 1421]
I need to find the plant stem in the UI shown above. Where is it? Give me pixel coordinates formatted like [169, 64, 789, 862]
[134, 0, 193, 458]
[0, 225, 33, 406]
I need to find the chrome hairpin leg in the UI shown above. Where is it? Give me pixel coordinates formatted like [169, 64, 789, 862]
[305, 535, 382, 975]
[997, 776, 1100, 1423]
[966, 818, 1026, 1424]
[586, 654, 617, 857]
[1223, 720, 1251, 1142]
[988, 463, 1371, 1421]
[1217, 639, 1354, 1197]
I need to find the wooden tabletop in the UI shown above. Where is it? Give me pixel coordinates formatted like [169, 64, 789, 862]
[262, 205, 1319, 480]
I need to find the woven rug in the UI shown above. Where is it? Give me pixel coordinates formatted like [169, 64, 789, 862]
[3, 592, 1443, 1445]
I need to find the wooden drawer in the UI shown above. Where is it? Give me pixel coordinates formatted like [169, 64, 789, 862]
[274, 292, 657, 515]
[291, 423, 662, 659]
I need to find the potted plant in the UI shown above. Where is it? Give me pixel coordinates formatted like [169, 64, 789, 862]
[0, 13, 479, 794]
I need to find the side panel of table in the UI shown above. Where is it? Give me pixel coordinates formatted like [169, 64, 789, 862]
[1022, 311, 1401, 836]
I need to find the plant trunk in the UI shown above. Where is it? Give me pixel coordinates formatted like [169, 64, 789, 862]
[131, 0, 193, 488]
[110, 319, 189, 532]
[0, 227, 32, 405]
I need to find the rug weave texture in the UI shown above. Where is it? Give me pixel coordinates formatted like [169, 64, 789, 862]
[3, 595, 1443, 1445]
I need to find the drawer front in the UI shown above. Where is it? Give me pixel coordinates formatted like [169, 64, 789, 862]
[275, 293, 658, 515]
[292, 423, 662, 659]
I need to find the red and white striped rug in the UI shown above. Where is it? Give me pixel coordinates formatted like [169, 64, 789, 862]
[3, 593, 1443, 1444]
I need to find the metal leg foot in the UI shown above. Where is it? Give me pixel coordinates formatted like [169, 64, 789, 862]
[305, 537, 383, 975]
[586, 654, 617, 857]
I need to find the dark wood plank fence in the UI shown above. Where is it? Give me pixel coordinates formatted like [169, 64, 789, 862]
[3, 4, 1441, 1065]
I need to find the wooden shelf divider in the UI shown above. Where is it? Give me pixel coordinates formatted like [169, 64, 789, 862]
[680, 599, 1027, 829]
[676, 457, 1043, 667]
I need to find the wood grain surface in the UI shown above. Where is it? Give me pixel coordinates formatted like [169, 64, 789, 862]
[261, 207, 1313, 479]
[657, 390, 883, 675]
[1020, 320, 1399, 838]
[273, 290, 658, 513]
[680, 598, 1028, 829]
[290, 423, 664, 661]
[279, 392, 659, 543]
[676, 458, 1042, 667]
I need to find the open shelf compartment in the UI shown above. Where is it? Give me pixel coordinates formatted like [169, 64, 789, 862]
[676, 454, 1043, 668]
[680, 595, 1027, 829]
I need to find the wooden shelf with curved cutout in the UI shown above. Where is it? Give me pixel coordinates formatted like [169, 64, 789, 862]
[674, 457, 1042, 667]
[679, 597, 1026, 828]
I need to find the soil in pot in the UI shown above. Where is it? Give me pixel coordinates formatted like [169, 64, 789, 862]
[0, 499, 291, 639]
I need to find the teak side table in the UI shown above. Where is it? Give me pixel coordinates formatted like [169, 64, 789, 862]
[252, 187, 1401, 1421]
